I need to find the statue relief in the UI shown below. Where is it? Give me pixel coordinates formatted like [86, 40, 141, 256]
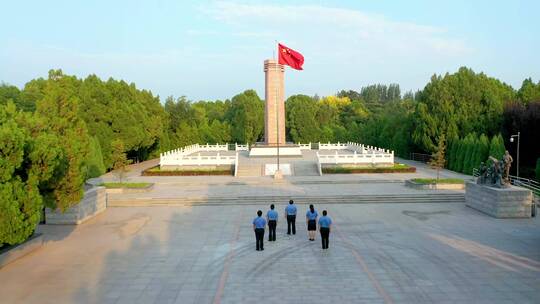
[477, 154, 512, 188]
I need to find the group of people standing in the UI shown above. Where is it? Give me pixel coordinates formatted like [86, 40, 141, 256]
[252, 200, 332, 251]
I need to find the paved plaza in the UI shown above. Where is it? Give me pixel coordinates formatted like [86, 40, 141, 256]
[94, 156, 471, 204]
[2, 158, 538, 304]
[1, 202, 539, 304]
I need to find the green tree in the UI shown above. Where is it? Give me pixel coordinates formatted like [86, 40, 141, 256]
[78, 75, 166, 167]
[446, 136, 458, 171]
[0, 102, 63, 246]
[535, 158, 540, 182]
[286, 95, 321, 142]
[412, 67, 514, 153]
[227, 90, 264, 144]
[86, 136, 106, 178]
[517, 78, 540, 104]
[489, 134, 506, 160]
[110, 139, 130, 184]
[35, 70, 91, 211]
[471, 134, 490, 171]
[454, 138, 465, 173]
[0, 83, 20, 106]
[428, 134, 446, 181]
[18, 78, 47, 112]
[462, 133, 478, 175]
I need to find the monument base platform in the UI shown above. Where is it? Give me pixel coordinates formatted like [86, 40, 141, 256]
[249, 144, 302, 157]
[465, 181, 532, 218]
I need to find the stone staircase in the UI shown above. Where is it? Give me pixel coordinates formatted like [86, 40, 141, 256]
[236, 164, 263, 177]
[108, 193, 465, 207]
[293, 161, 320, 176]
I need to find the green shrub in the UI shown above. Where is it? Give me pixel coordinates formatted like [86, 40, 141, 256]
[472, 134, 490, 170]
[86, 136, 106, 178]
[454, 139, 465, 173]
[411, 178, 464, 184]
[322, 164, 416, 174]
[489, 134, 506, 160]
[142, 166, 233, 176]
[536, 158, 540, 181]
[0, 102, 59, 246]
[99, 183, 153, 189]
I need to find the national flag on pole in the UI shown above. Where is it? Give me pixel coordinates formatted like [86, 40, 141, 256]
[278, 43, 304, 70]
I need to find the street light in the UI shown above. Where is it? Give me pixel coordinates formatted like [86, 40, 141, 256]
[510, 131, 520, 178]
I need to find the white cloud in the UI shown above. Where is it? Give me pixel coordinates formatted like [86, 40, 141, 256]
[203, 1, 471, 58]
[187, 1, 475, 97]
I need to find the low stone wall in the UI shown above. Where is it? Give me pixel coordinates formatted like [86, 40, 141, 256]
[465, 182, 533, 218]
[46, 186, 107, 224]
[105, 184, 154, 194]
[249, 146, 302, 157]
[0, 234, 44, 268]
[405, 180, 465, 190]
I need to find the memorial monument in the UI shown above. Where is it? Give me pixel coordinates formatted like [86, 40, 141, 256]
[249, 44, 304, 158]
[264, 59, 285, 145]
[466, 151, 533, 218]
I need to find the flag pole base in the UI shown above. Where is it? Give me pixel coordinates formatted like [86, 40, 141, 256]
[273, 170, 283, 180]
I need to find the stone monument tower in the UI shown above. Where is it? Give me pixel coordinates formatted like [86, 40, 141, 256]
[264, 59, 286, 145]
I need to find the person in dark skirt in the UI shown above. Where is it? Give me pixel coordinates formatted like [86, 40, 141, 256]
[253, 210, 266, 251]
[285, 200, 297, 235]
[318, 210, 332, 249]
[266, 204, 278, 241]
[306, 204, 318, 241]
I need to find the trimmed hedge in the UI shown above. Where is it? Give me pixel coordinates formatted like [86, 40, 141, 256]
[323, 165, 416, 174]
[99, 182, 153, 189]
[411, 178, 464, 184]
[536, 158, 540, 181]
[142, 166, 233, 176]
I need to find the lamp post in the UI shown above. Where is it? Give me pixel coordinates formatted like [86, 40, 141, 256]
[510, 131, 520, 178]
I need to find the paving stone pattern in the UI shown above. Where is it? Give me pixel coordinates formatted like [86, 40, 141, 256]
[0, 203, 538, 304]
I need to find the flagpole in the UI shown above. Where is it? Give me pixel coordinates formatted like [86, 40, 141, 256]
[275, 41, 280, 173]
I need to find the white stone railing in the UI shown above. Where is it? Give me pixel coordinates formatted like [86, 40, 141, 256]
[200, 143, 228, 151]
[297, 143, 312, 150]
[160, 143, 234, 168]
[160, 152, 237, 167]
[349, 142, 390, 154]
[235, 143, 250, 151]
[317, 150, 394, 165]
[318, 142, 349, 150]
[318, 142, 391, 154]
[234, 153, 239, 177]
[316, 142, 394, 166]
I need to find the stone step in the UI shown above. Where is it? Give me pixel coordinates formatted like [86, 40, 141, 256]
[236, 164, 263, 177]
[293, 162, 320, 176]
[108, 193, 465, 206]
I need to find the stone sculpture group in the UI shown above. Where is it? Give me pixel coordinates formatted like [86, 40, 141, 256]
[477, 150, 513, 188]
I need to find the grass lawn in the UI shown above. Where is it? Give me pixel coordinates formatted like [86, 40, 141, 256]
[142, 166, 233, 176]
[323, 163, 416, 174]
[99, 182, 153, 188]
[411, 178, 464, 184]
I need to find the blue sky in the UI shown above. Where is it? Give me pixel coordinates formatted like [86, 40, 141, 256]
[1, 0, 539, 101]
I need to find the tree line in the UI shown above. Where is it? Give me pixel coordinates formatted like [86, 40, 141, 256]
[1, 67, 539, 247]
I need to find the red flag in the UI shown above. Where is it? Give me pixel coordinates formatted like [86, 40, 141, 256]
[278, 43, 304, 70]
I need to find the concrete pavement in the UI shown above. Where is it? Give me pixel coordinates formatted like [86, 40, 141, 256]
[1, 203, 538, 304]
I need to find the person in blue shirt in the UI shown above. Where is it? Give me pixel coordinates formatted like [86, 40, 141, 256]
[285, 200, 297, 235]
[306, 204, 318, 241]
[318, 210, 332, 249]
[253, 210, 266, 251]
[266, 204, 278, 242]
